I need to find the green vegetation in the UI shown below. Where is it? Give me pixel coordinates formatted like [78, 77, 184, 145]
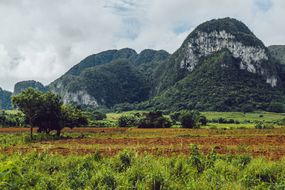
[1, 147, 285, 189]
[0, 110, 25, 127]
[137, 111, 171, 128]
[179, 110, 201, 128]
[118, 114, 139, 127]
[49, 48, 169, 108]
[12, 88, 87, 138]
[142, 50, 284, 112]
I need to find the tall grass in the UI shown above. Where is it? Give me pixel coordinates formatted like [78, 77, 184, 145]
[1, 147, 285, 189]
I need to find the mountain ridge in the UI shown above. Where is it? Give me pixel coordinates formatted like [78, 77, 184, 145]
[1, 17, 285, 111]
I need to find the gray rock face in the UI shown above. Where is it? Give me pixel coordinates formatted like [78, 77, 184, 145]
[50, 81, 99, 107]
[180, 30, 277, 87]
[62, 90, 99, 107]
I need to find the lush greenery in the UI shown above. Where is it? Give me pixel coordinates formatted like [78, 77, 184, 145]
[141, 50, 285, 112]
[49, 48, 169, 108]
[137, 111, 171, 128]
[0, 111, 25, 127]
[12, 88, 87, 138]
[1, 147, 285, 189]
[117, 111, 172, 128]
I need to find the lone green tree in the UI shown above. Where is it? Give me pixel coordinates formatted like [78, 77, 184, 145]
[12, 88, 43, 139]
[179, 110, 201, 128]
[12, 88, 87, 139]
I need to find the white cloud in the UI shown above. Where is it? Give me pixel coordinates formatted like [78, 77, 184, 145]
[0, 0, 284, 91]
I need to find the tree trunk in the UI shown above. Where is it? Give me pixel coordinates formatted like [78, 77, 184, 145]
[30, 126, 33, 140]
[56, 129, 60, 137]
[29, 118, 33, 140]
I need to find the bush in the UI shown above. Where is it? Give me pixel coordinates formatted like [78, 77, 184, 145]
[179, 111, 200, 128]
[199, 115, 207, 125]
[254, 122, 274, 129]
[118, 115, 138, 127]
[170, 112, 181, 123]
[92, 111, 107, 120]
[211, 117, 240, 124]
[138, 111, 171, 128]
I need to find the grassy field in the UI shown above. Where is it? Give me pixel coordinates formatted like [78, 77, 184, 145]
[202, 111, 285, 123]
[1, 111, 285, 189]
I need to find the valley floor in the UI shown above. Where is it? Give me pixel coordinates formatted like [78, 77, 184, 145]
[1, 127, 285, 160]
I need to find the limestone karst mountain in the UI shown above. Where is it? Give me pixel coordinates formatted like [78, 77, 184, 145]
[1, 17, 285, 111]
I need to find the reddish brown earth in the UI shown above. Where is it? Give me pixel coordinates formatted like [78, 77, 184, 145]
[1, 128, 285, 159]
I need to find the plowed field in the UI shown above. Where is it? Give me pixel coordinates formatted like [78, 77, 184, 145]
[1, 127, 285, 159]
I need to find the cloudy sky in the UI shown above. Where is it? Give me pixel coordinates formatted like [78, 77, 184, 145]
[0, 0, 284, 91]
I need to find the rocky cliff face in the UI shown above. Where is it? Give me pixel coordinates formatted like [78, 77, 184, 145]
[180, 29, 276, 87]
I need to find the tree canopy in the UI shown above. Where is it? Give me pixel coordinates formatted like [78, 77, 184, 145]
[12, 88, 87, 139]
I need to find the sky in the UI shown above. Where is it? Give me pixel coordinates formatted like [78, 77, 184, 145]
[0, 0, 284, 91]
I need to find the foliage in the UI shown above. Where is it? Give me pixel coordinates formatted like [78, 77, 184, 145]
[1, 148, 285, 189]
[61, 104, 88, 129]
[0, 111, 25, 127]
[84, 110, 107, 121]
[49, 48, 169, 109]
[254, 121, 274, 129]
[199, 115, 207, 125]
[12, 88, 87, 137]
[142, 50, 283, 112]
[169, 112, 181, 123]
[118, 115, 138, 127]
[138, 111, 171, 128]
[179, 110, 201, 128]
[211, 117, 240, 124]
[267, 101, 285, 113]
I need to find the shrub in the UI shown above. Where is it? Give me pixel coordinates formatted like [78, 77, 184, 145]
[199, 115, 207, 125]
[170, 112, 181, 123]
[138, 111, 171, 128]
[91, 111, 107, 120]
[179, 111, 200, 128]
[211, 117, 239, 124]
[254, 122, 274, 129]
[118, 115, 138, 127]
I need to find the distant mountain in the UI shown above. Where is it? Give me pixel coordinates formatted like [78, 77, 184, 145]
[2, 17, 285, 112]
[48, 48, 169, 107]
[46, 17, 285, 112]
[14, 80, 47, 95]
[140, 18, 284, 111]
[0, 88, 12, 110]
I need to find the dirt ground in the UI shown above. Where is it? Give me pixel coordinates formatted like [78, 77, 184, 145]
[1, 128, 285, 160]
